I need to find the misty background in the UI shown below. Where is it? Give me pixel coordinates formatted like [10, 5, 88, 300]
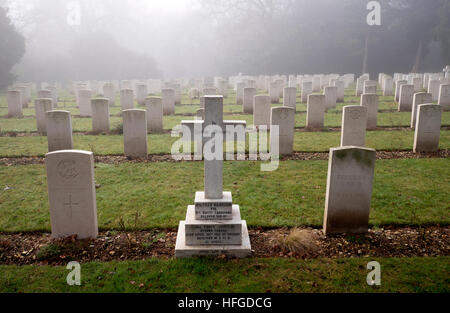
[0, 0, 449, 89]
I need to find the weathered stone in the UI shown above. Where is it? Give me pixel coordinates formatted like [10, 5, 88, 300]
[411, 92, 432, 128]
[7, 90, 22, 117]
[253, 95, 271, 128]
[77, 89, 92, 117]
[413, 104, 442, 153]
[341, 106, 367, 146]
[243, 87, 256, 114]
[323, 146, 376, 235]
[306, 94, 325, 129]
[136, 84, 148, 106]
[162, 88, 175, 115]
[427, 79, 440, 102]
[301, 81, 313, 103]
[45, 150, 98, 239]
[120, 89, 134, 111]
[35, 98, 53, 135]
[146, 96, 164, 133]
[123, 109, 148, 158]
[270, 106, 295, 155]
[324, 86, 337, 110]
[438, 84, 450, 111]
[283, 87, 297, 110]
[398, 84, 414, 112]
[91, 98, 110, 133]
[46, 111, 73, 152]
[360, 94, 378, 130]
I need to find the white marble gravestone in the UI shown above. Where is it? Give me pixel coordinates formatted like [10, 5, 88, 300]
[146, 96, 164, 133]
[398, 84, 414, 112]
[78, 89, 92, 117]
[270, 106, 295, 155]
[283, 87, 297, 110]
[324, 86, 337, 110]
[7, 90, 23, 118]
[175, 95, 251, 258]
[301, 81, 313, 103]
[341, 106, 367, 147]
[45, 150, 98, 239]
[120, 89, 134, 111]
[438, 84, 450, 111]
[413, 104, 442, 153]
[46, 110, 73, 152]
[253, 95, 271, 128]
[91, 98, 110, 133]
[323, 146, 376, 235]
[123, 109, 148, 158]
[411, 92, 432, 128]
[35, 98, 53, 135]
[360, 94, 378, 130]
[136, 84, 148, 106]
[243, 87, 256, 114]
[162, 88, 175, 115]
[306, 94, 325, 129]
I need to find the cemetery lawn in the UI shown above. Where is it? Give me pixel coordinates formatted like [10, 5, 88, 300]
[0, 130, 449, 157]
[0, 257, 448, 292]
[0, 158, 448, 232]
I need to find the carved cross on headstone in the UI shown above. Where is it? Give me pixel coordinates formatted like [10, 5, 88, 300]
[64, 194, 79, 219]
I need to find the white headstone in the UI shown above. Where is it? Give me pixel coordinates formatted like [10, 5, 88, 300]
[7, 90, 23, 117]
[306, 94, 325, 129]
[270, 106, 295, 155]
[46, 111, 73, 152]
[45, 150, 98, 239]
[411, 92, 432, 128]
[123, 109, 148, 158]
[360, 94, 378, 130]
[413, 104, 442, 153]
[35, 98, 53, 135]
[91, 98, 110, 133]
[341, 106, 367, 146]
[146, 96, 164, 133]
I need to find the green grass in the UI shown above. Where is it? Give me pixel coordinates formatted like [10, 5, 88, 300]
[0, 257, 447, 293]
[0, 159, 448, 232]
[0, 130, 449, 157]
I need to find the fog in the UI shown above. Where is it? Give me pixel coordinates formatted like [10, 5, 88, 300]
[1, 0, 449, 83]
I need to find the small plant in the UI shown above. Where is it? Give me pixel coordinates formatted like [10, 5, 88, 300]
[111, 123, 123, 135]
[36, 243, 61, 261]
[118, 216, 126, 231]
[271, 228, 319, 256]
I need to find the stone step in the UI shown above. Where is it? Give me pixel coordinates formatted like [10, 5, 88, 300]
[175, 220, 251, 259]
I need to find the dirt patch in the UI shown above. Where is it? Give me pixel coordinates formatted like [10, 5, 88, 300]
[0, 150, 448, 166]
[0, 226, 448, 265]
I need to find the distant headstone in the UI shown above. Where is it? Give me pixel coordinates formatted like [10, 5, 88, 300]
[35, 98, 52, 135]
[236, 82, 246, 105]
[382, 77, 393, 96]
[162, 88, 175, 115]
[103, 83, 115, 106]
[120, 89, 134, 111]
[427, 79, 440, 102]
[136, 84, 148, 106]
[46, 111, 73, 152]
[438, 84, 450, 111]
[146, 96, 164, 133]
[341, 106, 367, 146]
[91, 98, 110, 133]
[253, 95, 271, 128]
[398, 84, 414, 112]
[395, 80, 407, 102]
[306, 94, 325, 129]
[270, 106, 295, 155]
[123, 109, 148, 158]
[333, 80, 345, 102]
[7, 90, 22, 118]
[301, 81, 313, 103]
[324, 86, 337, 110]
[413, 104, 442, 153]
[45, 150, 98, 239]
[283, 87, 297, 110]
[323, 146, 376, 235]
[411, 92, 432, 128]
[360, 94, 378, 130]
[78, 89, 92, 117]
[243, 87, 256, 114]
[269, 82, 280, 103]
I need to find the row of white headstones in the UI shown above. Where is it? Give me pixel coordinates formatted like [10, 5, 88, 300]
[41, 93, 444, 258]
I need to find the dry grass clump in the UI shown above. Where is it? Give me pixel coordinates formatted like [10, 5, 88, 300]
[270, 228, 320, 257]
